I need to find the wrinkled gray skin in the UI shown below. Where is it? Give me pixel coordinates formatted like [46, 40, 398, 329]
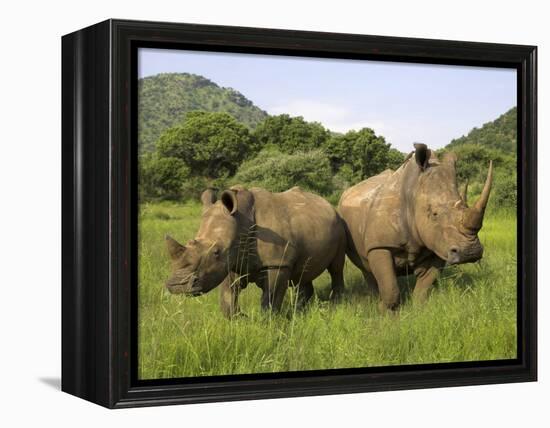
[338, 143, 493, 312]
[165, 186, 347, 317]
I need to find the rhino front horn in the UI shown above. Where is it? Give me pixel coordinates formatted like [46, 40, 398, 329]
[463, 161, 493, 231]
[165, 234, 185, 260]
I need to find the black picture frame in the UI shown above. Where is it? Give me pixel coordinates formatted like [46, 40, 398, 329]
[61, 19, 537, 408]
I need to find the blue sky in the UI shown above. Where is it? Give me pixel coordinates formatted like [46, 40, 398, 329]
[138, 48, 516, 152]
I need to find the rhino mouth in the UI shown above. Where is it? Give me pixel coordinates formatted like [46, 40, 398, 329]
[444, 245, 483, 266]
[166, 274, 203, 295]
[183, 276, 206, 296]
[184, 287, 204, 297]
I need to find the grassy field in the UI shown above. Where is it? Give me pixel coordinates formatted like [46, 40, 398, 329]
[138, 201, 517, 380]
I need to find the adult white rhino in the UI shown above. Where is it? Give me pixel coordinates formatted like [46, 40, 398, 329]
[165, 186, 347, 316]
[338, 143, 493, 312]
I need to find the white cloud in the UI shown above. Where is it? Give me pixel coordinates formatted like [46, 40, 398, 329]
[268, 100, 387, 135]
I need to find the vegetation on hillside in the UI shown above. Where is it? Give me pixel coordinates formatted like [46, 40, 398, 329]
[138, 73, 268, 152]
[446, 107, 517, 153]
[138, 83, 406, 202]
[440, 107, 517, 208]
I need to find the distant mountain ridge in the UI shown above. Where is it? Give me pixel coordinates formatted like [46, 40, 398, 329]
[445, 107, 517, 154]
[138, 73, 268, 152]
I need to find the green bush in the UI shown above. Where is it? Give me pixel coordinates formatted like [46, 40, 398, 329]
[140, 111, 257, 201]
[440, 144, 516, 211]
[442, 143, 515, 183]
[156, 111, 256, 179]
[233, 148, 333, 195]
[324, 128, 405, 184]
[139, 154, 190, 201]
[253, 114, 330, 154]
[492, 171, 517, 209]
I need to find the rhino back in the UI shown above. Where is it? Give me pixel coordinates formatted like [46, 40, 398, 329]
[251, 187, 344, 281]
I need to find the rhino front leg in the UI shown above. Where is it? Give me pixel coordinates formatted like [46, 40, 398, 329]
[413, 258, 444, 303]
[296, 281, 314, 309]
[260, 268, 290, 312]
[367, 249, 400, 312]
[219, 273, 241, 318]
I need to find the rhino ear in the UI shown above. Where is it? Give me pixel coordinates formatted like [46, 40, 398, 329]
[220, 190, 238, 215]
[414, 143, 430, 171]
[165, 234, 185, 260]
[200, 187, 218, 210]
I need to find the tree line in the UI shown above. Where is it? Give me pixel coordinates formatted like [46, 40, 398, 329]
[140, 107, 517, 209]
[139, 111, 405, 204]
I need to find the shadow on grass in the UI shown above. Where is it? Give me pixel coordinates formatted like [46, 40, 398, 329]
[439, 265, 480, 289]
[316, 263, 483, 306]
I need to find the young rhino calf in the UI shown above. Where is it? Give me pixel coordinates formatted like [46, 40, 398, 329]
[165, 186, 347, 317]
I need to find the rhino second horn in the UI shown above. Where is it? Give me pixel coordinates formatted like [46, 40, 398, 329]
[463, 161, 493, 230]
[461, 179, 469, 206]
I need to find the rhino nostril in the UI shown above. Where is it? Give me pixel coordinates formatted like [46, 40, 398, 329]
[450, 247, 459, 254]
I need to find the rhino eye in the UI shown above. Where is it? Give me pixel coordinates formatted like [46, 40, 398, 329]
[213, 248, 221, 258]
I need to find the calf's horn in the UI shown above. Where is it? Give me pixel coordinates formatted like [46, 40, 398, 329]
[463, 161, 493, 230]
[165, 234, 186, 260]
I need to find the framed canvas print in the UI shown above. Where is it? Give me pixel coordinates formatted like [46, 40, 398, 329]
[61, 19, 537, 408]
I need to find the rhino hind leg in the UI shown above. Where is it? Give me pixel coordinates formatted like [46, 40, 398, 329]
[367, 249, 400, 313]
[326, 244, 346, 303]
[296, 281, 314, 309]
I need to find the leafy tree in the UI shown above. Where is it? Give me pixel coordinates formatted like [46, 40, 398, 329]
[139, 154, 190, 200]
[156, 111, 255, 180]
[441, 107, 517, 209]
[324, 128, 405, 184]
[233, 148, 333, 195]
[253, 114, 330, 153]
[387, 148, 407, 170]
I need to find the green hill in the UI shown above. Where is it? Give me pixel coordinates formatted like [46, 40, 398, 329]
[138, 73, 268, 152]
[446, 107, 517, 154]
[442, 106, 517, 209]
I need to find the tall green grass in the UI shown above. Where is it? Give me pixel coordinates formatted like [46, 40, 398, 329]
[138, 201, 517, 379]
